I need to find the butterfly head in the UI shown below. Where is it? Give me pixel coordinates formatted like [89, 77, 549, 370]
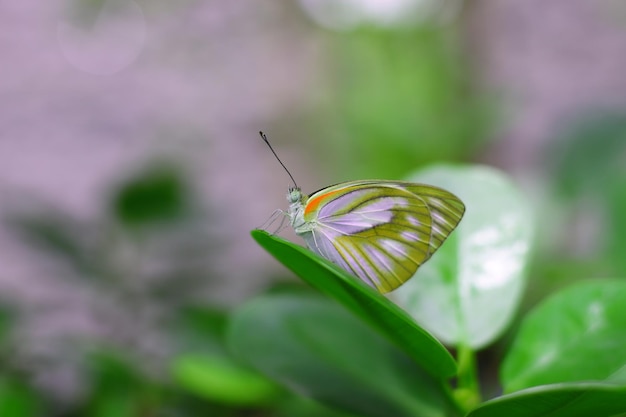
[287, 186, 306, 204]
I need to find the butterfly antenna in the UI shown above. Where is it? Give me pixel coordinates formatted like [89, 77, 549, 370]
[259, 131, 299, 189]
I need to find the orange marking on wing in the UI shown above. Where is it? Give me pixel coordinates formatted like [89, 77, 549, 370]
[304, 188, 343, 216]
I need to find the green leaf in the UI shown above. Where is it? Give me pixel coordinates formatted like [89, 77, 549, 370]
[467, 383, 626, 417]
[325, 29, 493, 179]
[274, 397, 364, 417]
[172, 354, 281, 406]
[0, 380, 42, 417]
[91, 395, 136, 417]
[82, 352, 156, 417]
[251, 229, 456, 379]
[544, 109, 626, 276]
[547, 110, 626, 199]
[112, 163, 189, 226]
[0, 307, 12, 343]
[174, 306, 230, 354]
[391, 165, 533, 349]
[608, 182, 626, 275]
[227, 293, 461, 417]
[501, 279, 626, 392]
[7, 209, 95, 276]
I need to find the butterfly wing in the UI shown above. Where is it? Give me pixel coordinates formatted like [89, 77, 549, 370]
[301, 181, 465, 293]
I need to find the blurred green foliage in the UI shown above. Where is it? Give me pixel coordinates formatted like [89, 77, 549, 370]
[3, 159, 367, 416]
[9, 161, 215, 302]
[9, 207, 97, 277]
[77, 353, 159, 417]
[0, 308, 12, 344]
[549, 110, 626, 199]
[0, 308, 44, 417]
[0, 379, 42, 417]
[318, 28, 492, 179]
[547, 109, 626, 276]
[112, 164, 190, 228]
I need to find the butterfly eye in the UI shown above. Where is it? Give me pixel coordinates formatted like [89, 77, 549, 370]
[287, 188, 301, 203]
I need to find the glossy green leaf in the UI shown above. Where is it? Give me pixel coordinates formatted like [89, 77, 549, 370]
[467, 383, 626, 417]
[172, 353, 281, 405]
[227, 293, 461, 417]
[501, 279, 626, 392]
[390, 165, 533, 349]
[251, 229, 456, 379]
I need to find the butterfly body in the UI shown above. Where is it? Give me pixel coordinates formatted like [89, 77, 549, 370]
[284, 180, 465, 293]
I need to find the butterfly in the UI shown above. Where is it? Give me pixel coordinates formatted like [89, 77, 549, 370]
[259, 132, 465, 294]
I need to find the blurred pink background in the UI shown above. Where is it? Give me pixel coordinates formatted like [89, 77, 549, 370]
[1, 0, 626, 403]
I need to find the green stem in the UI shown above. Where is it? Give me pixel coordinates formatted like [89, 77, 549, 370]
[453, 343, 481, 412]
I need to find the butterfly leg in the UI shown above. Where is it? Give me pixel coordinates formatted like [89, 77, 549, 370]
[257, 209, 289, 234]
[272, 214, 291, 235]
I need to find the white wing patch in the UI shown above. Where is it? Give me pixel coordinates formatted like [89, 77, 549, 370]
[316, 211, 392, 235]
[400, 230, 420, 242]
[317, 192, 411, 234]
[406, 215, 421, 226]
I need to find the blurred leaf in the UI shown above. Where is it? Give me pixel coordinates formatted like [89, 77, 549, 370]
[82, 352, 157, 417]
[524, 257, 611, 305]
[608, 182, 626, 275]
[0, 380, 42, 417]
[228, 293, 461, 417]
[545, 110, 626, 277]
[467, 383, 626, 417]
[274, 396, 364, 417]
[251, 229, 456, 379]
[0, 307, 12, 343]
[180, 306, 227, 337]
[91, 395, 136, 417]
[548, 110, 626, 199]
[88, 352, 143, 389]
[175, 306, 229, 353]
[501, 279, 626, 392]
[7, 209, 95, 275]
[391, 165, 533, 349]
[112, 164, 189, 227]
[172, 353, 281, 406]
[325, 29, 492, 179]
